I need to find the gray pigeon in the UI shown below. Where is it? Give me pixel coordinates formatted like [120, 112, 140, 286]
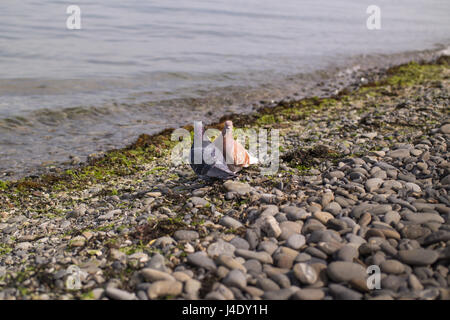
[190, 121, 236, 180]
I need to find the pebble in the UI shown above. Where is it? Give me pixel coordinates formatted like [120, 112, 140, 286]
[260, 216, 282, 238]
[216, 255, 246, 273]
[219, 216, 243, 229]
[292, 288, 325, 300]
[223, 269, 247, 289]
[398, 249, 439, 266]
[187, 252, 217, 271]
[147, 280, 183, 299]
[235, 249, 273, 264]
[286, 234, 306, 250]
[293, 263, 318, 285]
[329, 284, 363, 300]
[327, 261, 367, 283]
[223, 181, 253, 195]
[173, 230, 199, 241]
[380, 260, 405, 274]
[207, 239, 235, 257]
[105, 287, 136, 300]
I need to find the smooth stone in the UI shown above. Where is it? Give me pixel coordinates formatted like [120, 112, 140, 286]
[329, 284, 363, 300]
[140, 268, 175, 282]
[223, 269, 246, 289]
[235, 249, 273, 264]
[216, 255, 246, 272]
[105, 287, 136, 300]
[281, 206, 311, 220]
[219, 216, 244, 229]
[387, 149, 410, 159]
[279, 221, 303, 240]
[335, 245, 359, 262]
[293, 263, 318, 285]
[313, 211, 334, 224]
[173, 230, 199, 241]
[365, 178, 384, 192]
[147, 280, 182, 299]
[380, 260, 405, 274]
[286, 234, 306, 250]
[187, 252, 217, 270]
[398, 249, 439, 266]
[207, 239, 235, 258]
[260, 216, 282, 238]
[292, 289, 325, 300]
[262, 287, 298, 300]
[327, 262, 367, 283]
[404, 212, 444, 224]
[223, 181, 253, 195]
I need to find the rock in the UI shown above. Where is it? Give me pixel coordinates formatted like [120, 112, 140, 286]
[262, 287, 298, 300]
[313, 211, 334, 224]
[187, 252, 217, 271]
[223, 181, 253, 195]
[408, 274, 424, 291]
[327, 261, 367, 283]
[292, 289, 325, 300]
[336, 245, 359, 262]
[329, 284, 362, 300]
[384, 211, 401, 225]
[147, 280, 182, 299]
[147, 253, 170, 273]
[293, 263, 318, 285]
[188, 197, 209, 207]
[16, 242, 33, 251]
[281, 206, 310, 220]
[185, 279, 201, 297]
[273, 247, 299, 269]
[398, 249, 439, 266]
[440, 123, 450, 134]
[279, 221, 303, 240]
[235, 249, 273, 264]
[387, 149, 410, 159]
[260, 216, 282, 238]
[423, 231, 450, 245]
[105, 287, 136, 300]
[173, 230, 199, 241]
[216, 255, 246, 273]
[404, 212, 444, 224]
[405, 182, 421, 193]
[69, 236, 85, 247]
[223, 269, 246, 289]
[380, 260, 405, 274]
[141, 268, 175, 282]
[207, 239, 235, 257]
[286, 234, 306, 250]
[365, 178, 384, 192]
[219, 216, 243, 229]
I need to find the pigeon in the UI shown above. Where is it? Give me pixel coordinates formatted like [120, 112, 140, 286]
[190, 121, 236, 180]
[214, 120, 258, 173]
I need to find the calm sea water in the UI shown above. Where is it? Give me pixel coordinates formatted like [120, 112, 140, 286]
[0, 0, 449, 178]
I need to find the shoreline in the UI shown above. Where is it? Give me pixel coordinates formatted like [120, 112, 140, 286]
[1, 46, 448, 181]
[0, 56, 449, 300]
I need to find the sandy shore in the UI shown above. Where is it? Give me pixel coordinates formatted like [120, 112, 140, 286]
[0, 57, 449, 300]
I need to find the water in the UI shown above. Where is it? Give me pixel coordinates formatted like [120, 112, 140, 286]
[0, 0, 449, 178]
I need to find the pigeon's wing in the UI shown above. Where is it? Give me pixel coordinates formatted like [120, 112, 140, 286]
[202, 142, 235, 179]
[190, 141, 235, 179]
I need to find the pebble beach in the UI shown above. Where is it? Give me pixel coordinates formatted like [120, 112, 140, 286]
[0, 57, 449, 300]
